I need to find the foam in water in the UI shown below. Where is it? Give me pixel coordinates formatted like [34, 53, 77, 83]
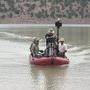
[0, 32, 32, 40]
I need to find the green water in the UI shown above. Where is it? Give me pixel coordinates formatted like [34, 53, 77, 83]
[0, 26, 90, 90]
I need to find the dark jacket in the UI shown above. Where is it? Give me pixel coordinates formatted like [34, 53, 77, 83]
[45, 33, 56, 45]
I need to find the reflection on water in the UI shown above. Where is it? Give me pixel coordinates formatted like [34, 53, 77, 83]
[30, 65, 68, 90]
[0, 26, 90, 90]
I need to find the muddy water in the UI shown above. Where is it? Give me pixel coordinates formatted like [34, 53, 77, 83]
[0, 25, 90, 90]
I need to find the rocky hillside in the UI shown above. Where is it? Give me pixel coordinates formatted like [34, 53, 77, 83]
[0, 0, 90, 23]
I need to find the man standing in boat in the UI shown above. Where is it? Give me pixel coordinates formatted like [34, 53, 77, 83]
[45, 28, 56, 46]
[45, 28, 56, 56]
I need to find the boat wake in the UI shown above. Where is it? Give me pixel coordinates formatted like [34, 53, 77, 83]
[68, 45, 90, 66]
[0, 32, 32, 40]
[0, 31, 89, 66]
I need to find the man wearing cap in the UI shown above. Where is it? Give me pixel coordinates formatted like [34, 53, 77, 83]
[59, 38, 67, 58]
[45, 28, 56, 56]
[30, 38, 40, 57]
[45, 28, 56, 46]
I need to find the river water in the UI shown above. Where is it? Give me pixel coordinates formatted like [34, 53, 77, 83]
[0, 25, 90, 90]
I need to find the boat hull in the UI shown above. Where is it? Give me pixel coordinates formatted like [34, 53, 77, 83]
[29, 55, 69, 65]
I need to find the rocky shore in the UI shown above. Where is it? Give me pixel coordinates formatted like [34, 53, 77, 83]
[0, 0, 90, 24]
[0, 16, 90, 24]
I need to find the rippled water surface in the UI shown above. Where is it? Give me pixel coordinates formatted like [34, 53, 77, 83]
[0, 25, 90, 90]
